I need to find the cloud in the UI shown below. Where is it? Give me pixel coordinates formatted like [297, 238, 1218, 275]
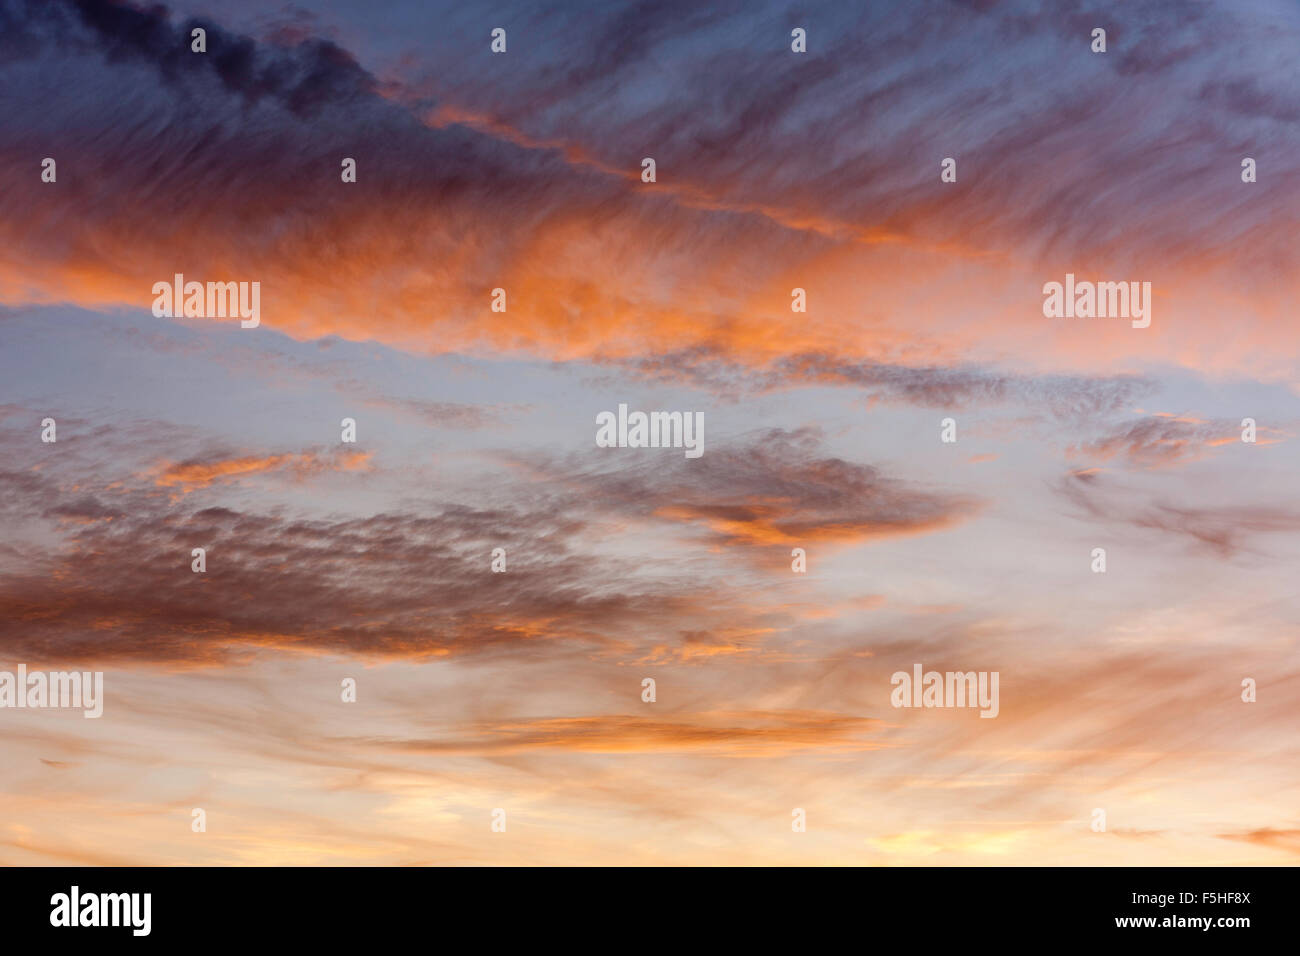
[2, 0, 1299, 866]
[0, 410, 983, 664]
[371, 709, 885, 757]
[0, 481, 668, 664]
[1067, 414, 1247, 469]
[150, 447, 371, 492]
[532, 426, 982, 547]
[0, 413, 807, 664]
[58, 0, 376, 115]
[614, 348, 1153, 417]
[1057, 469, 1300, 556]
[1, 0, 1296, 388]
[1216, 827, 1300, 856]
[356, 395, 524, 429]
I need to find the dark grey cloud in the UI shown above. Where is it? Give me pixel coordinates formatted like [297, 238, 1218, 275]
[1056, 469, 1300, 557]
[1066, 414, 1254, 468]
[602, 346, 1153, 421]
[401, 0, 1300, 267]
[529, 425, 981, 548]
[0, 412, 978, 663]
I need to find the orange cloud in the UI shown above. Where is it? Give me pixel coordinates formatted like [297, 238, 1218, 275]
[150, 449, 371, 492]
[379, 710, 885, 757]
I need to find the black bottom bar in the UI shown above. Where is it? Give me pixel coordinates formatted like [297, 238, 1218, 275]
[0, 865, 1286, 943]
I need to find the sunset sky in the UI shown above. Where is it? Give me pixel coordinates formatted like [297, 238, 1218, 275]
[1, 0, 1298, 865]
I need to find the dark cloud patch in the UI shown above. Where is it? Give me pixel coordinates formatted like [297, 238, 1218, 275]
[57, 0, 375, 115]
[409, 0, 1300, 267]
[604, 347, 1152, 421]
[1199, 76, 1300, 124]
[2, 0, 1295, 382]
[0, 457, 689, 664]
[533, 425, 981, 547]
[1066, 414, 1260, 469]
[1056, 469, 1300, 557]
[0, 413, 979, 664]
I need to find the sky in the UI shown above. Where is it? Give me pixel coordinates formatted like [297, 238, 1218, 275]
[0, 0, 1297, 865]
